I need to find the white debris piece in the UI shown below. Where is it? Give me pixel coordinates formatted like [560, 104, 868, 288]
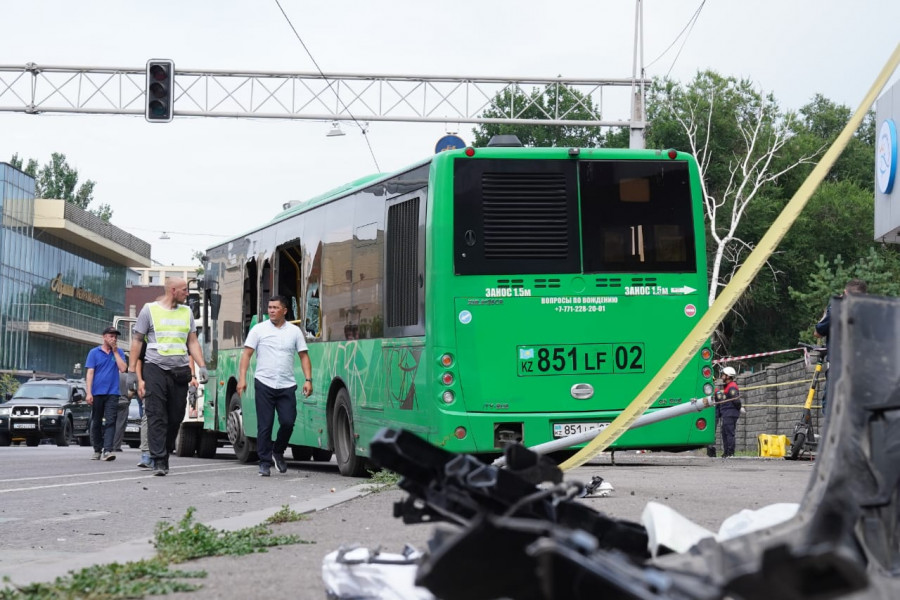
[642, 501, 716, 557]
[585, 480, 615, 498]
[322, 545, 435, 600]
[717, 503, 799, 541]
[641, 501, 801, 558]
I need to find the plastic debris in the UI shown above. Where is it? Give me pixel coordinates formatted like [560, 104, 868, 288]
[322, 544, 434, 600]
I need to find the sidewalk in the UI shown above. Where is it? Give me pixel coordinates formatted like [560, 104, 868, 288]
[160, 487, 438, 600]
[2, 484, 438, 600]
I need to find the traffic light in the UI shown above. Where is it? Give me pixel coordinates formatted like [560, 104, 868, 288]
[145, 59, 175, 123]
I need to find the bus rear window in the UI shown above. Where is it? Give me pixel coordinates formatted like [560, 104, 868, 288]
[454, 159, 579, 275]
[453, 158, 697, 276]
[579, 161, 696, 273]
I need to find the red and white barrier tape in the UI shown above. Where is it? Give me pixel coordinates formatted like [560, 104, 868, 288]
[713, 347, 805, 365]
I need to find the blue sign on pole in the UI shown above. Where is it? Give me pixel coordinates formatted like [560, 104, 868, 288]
[877, 119, 897, 195]
[435, 135, 466, 154]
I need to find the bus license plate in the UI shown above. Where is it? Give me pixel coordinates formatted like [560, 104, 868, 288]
[553, 422, 608, 438]
[13, 423, 36, 429]
[517, 343, 645, 376]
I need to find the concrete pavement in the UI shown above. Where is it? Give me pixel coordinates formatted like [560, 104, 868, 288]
[3, 454, 814, 599]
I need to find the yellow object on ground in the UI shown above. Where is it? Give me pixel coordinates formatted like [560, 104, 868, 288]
[757, 434, 789, 458]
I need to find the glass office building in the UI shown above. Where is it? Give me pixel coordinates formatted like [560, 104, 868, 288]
[0, 163, 151, 378]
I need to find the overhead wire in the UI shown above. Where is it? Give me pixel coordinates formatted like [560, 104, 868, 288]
[273, 0, 381, 172]
[120, 225, 226, 238]
[645, 0, 707, 77]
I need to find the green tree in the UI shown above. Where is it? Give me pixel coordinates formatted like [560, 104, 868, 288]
[728, 94, 886, 356]
[789, 248, 900, 343]
[645, 73, 894, 358]
[646, 71, 818, 308]
[776, 95, 876, 195]
[9, 152, 111, 222]
[191, 250, 206, 276]
[472, 84, 604, 147]
[0, 373, 20, 399]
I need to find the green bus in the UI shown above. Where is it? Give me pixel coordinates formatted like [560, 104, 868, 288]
[196, 139, 716, 476]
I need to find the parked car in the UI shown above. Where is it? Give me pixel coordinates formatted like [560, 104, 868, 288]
[123, 397, 142, 449]
[0, 378, 91, 447]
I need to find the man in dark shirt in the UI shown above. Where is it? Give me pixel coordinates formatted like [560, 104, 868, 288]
[715, 366, 741, 459]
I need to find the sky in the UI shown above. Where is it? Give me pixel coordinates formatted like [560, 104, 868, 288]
[1, 0, 898, 267]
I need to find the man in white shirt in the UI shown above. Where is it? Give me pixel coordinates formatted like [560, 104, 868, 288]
[237, 295, 313, 476]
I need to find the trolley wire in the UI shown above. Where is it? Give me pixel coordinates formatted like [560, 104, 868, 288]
[645, 0, 707, 77]
[272, 0, 381, 171]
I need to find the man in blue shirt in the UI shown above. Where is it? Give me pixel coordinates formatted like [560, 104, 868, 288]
[86, 326, 127, 461]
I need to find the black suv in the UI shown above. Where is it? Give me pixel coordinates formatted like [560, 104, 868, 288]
[0, 378, 91, 447]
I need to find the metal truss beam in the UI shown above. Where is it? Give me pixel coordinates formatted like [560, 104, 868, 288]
[0, 64, 646, 128]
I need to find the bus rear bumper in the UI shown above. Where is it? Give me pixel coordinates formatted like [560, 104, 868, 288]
[431, 407, 716, 454]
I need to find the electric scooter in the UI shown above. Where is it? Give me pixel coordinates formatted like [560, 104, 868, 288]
[786, 341, 827, 460]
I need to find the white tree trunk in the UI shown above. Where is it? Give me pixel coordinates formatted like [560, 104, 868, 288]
[671, 90, 817, 307]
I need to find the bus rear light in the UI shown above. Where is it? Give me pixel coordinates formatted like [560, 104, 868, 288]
[441, 372, 454, 386]
[464, 147, 475, 157]
[667, 148, 678, 159]
[454, 426, 467, 439]
[696, 417, 708, 431]
[439, 353, 454, 367]
[441, 391, 455, 404]
[701, 348, 712, 361]
[701, 366, 712, 379]
[703, 383, 714, 396]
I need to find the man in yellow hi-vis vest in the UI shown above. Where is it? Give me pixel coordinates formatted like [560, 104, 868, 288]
[127, 277, 208, 476]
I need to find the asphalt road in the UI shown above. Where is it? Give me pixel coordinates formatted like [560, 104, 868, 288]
[0, 444, 353, 580]
[0, 444, 816, 598]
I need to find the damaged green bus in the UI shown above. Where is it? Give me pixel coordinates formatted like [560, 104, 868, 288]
[197, 140, 716, 476]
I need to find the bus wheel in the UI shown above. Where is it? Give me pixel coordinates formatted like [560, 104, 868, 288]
[227, 393, 257, 464]
[333, 389, 367, 477]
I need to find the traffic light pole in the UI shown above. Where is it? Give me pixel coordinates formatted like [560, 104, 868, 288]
[0, 63, 648, 135]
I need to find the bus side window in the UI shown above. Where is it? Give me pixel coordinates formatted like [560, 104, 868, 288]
[305, 242, 323, 339]
[275, 243, 303, 323]
[242, 258, 258, 337]
[305, 282, 320, 338]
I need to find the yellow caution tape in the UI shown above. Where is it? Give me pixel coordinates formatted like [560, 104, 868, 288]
[561, 43, 900, 471]
[743, 404, 821, 409]
[739, 378, 818, 391]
